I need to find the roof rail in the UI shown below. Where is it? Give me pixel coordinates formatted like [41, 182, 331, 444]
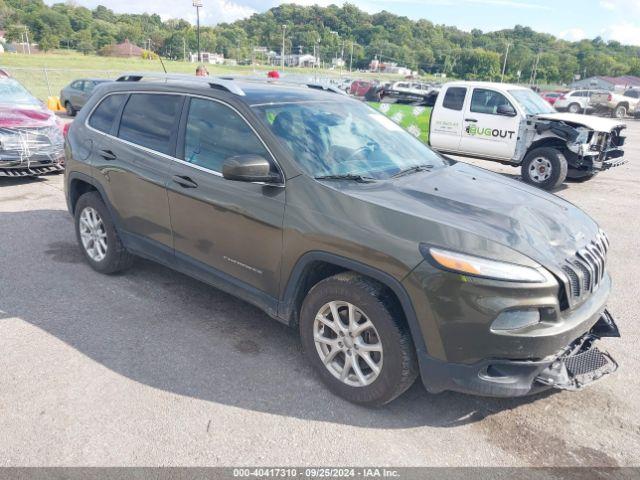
[217, 75, 347, 95]
[115, 72, 245, 96]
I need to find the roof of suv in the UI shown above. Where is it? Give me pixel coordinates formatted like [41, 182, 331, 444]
[109, 73, 346, 107]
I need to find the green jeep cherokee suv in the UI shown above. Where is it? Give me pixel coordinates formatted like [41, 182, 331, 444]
[64, 74, 620, 405]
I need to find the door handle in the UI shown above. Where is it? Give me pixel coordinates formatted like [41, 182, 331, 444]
[100, 149, 117, 161]
[465, 118, 478, 123]
[172, 175, 198, 189]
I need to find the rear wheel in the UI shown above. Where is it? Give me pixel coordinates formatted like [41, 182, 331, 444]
[65, 101, 76, 117]
[299, 272, 418, 406]
[568, 103, 581, 114]
[521, 147, 568, 191]
[75, 192, 134, 274]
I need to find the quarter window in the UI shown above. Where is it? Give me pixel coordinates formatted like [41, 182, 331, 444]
[118, 93, 183, 155]
[442, 87, 466, 111]
[88, 94, 126, 134]
[470, 89, 514, 115]
[183, 98, 270, 173]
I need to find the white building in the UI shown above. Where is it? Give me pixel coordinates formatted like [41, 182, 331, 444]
[189, 52, 225, 65]
[273, 53, 318, 68]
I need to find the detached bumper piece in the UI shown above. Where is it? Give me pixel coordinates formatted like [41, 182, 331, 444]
[0, 164, 64, 177]
[419, 310, 620, 397]
[536, 310, 619, 391]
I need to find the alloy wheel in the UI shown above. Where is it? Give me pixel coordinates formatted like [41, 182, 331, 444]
[529, 157, 552, 183]
[313, 301, 383, 387]
[79, 207, 108, 262]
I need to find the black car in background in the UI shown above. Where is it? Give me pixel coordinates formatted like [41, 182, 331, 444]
[60, 78, 111, 116]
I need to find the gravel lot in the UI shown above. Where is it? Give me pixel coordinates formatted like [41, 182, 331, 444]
[0, 118, 639, 467]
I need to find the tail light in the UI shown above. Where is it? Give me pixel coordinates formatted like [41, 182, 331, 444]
[63, 122, 71, 137]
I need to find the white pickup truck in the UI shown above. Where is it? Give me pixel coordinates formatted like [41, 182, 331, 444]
[426, 81, 627, 190]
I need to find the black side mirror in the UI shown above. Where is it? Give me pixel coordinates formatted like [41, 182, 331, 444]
[497, 104, 517, 116]
[223, 154, 279, 183]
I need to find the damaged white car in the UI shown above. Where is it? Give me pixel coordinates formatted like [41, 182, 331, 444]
[426, 81, 626, 190]
[0, 73, 65, 178]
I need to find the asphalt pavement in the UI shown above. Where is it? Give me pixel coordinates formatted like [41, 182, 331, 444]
[0, 119, 638, 467]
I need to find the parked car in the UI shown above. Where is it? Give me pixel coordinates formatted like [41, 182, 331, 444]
[388, 81, 625, 190]
[590, 89, 640, 119]
[60, 78, 111, 117]
[385, 81, 436, 101]
[540, 91, 563, 105]
[554, 89, 602, 114]
[65, 74, 620, 405]
[0, 74, 65, 177]
[349, 80, 373, 97]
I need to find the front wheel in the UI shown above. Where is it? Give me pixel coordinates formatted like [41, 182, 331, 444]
[299, 272, 418, 406]
[521, 147, 568, 191]
[613, 104, 627, 119]
[65, 102, 76, 117]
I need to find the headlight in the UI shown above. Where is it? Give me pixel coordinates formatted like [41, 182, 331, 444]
[425, 246, 546, 283]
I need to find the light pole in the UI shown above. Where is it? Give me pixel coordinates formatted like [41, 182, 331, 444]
[193, 0, 203, 63]
[501, 42, 510, 83]
[281, 25, 286, 71]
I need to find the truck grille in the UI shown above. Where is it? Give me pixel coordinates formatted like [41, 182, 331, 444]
[561, 230, 609, 307]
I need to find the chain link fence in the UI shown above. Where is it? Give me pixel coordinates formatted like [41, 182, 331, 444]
[0, 65, 355, 103]
[0, 67, 136, 101]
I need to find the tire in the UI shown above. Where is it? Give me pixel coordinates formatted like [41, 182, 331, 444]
[568, 103, 581, 114]
[65, 101, 76, 117]
[299, 272, 418, 406]
[74, 191, 134, 274]
[613, 104, 627, 119]
[521, 147, 568, 191]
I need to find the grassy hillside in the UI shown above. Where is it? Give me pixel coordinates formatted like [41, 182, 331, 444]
[0, 51, 409, 101]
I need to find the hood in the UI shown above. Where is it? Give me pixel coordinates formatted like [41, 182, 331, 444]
[534, 112, 625, 132]
[340, 162, 600, 268]
[0, 105, 57, 129]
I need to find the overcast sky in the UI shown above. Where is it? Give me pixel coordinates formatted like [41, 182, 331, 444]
[46, 0, 640, 46]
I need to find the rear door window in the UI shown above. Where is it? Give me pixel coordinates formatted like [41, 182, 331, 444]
[442, 87, 467, 111]
[88, 94, 126, 134]
[118, 93, 183, 155]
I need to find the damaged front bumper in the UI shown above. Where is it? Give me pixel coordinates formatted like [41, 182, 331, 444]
[0, 126, 65, 177]
[420, 309, 620, 397]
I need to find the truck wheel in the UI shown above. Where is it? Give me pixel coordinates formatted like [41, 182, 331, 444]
[613, 104, 627, 119]
[75, 192, 134, 274]
[568, 103, 581, 114]
[521, 147, 568, 191]
[299, 272, 418, 406]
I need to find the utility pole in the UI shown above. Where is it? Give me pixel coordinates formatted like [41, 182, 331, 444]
[193, 0, 203, 63]
[281, 25, 286, 71]
[24, 28, 31, 55]
[350, 42, 355, 73]
[501, 43, 510, 83]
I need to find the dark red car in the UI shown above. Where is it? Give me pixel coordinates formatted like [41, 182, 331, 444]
[0, 74, 65, 177]
[540, 91, 564, 106]
[349, 80, 373, 97]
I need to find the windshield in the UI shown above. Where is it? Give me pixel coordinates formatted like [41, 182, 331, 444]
[509, 89, 555, 115]
[253, 100, 448, 180]
[0, 79, 40, 107]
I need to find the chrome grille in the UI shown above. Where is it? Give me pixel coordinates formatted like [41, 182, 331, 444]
[561, 230, 609, 307]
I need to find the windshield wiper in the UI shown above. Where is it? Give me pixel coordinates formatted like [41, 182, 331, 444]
[314, 174, 377, 183]
[391, 164, 434, 178]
